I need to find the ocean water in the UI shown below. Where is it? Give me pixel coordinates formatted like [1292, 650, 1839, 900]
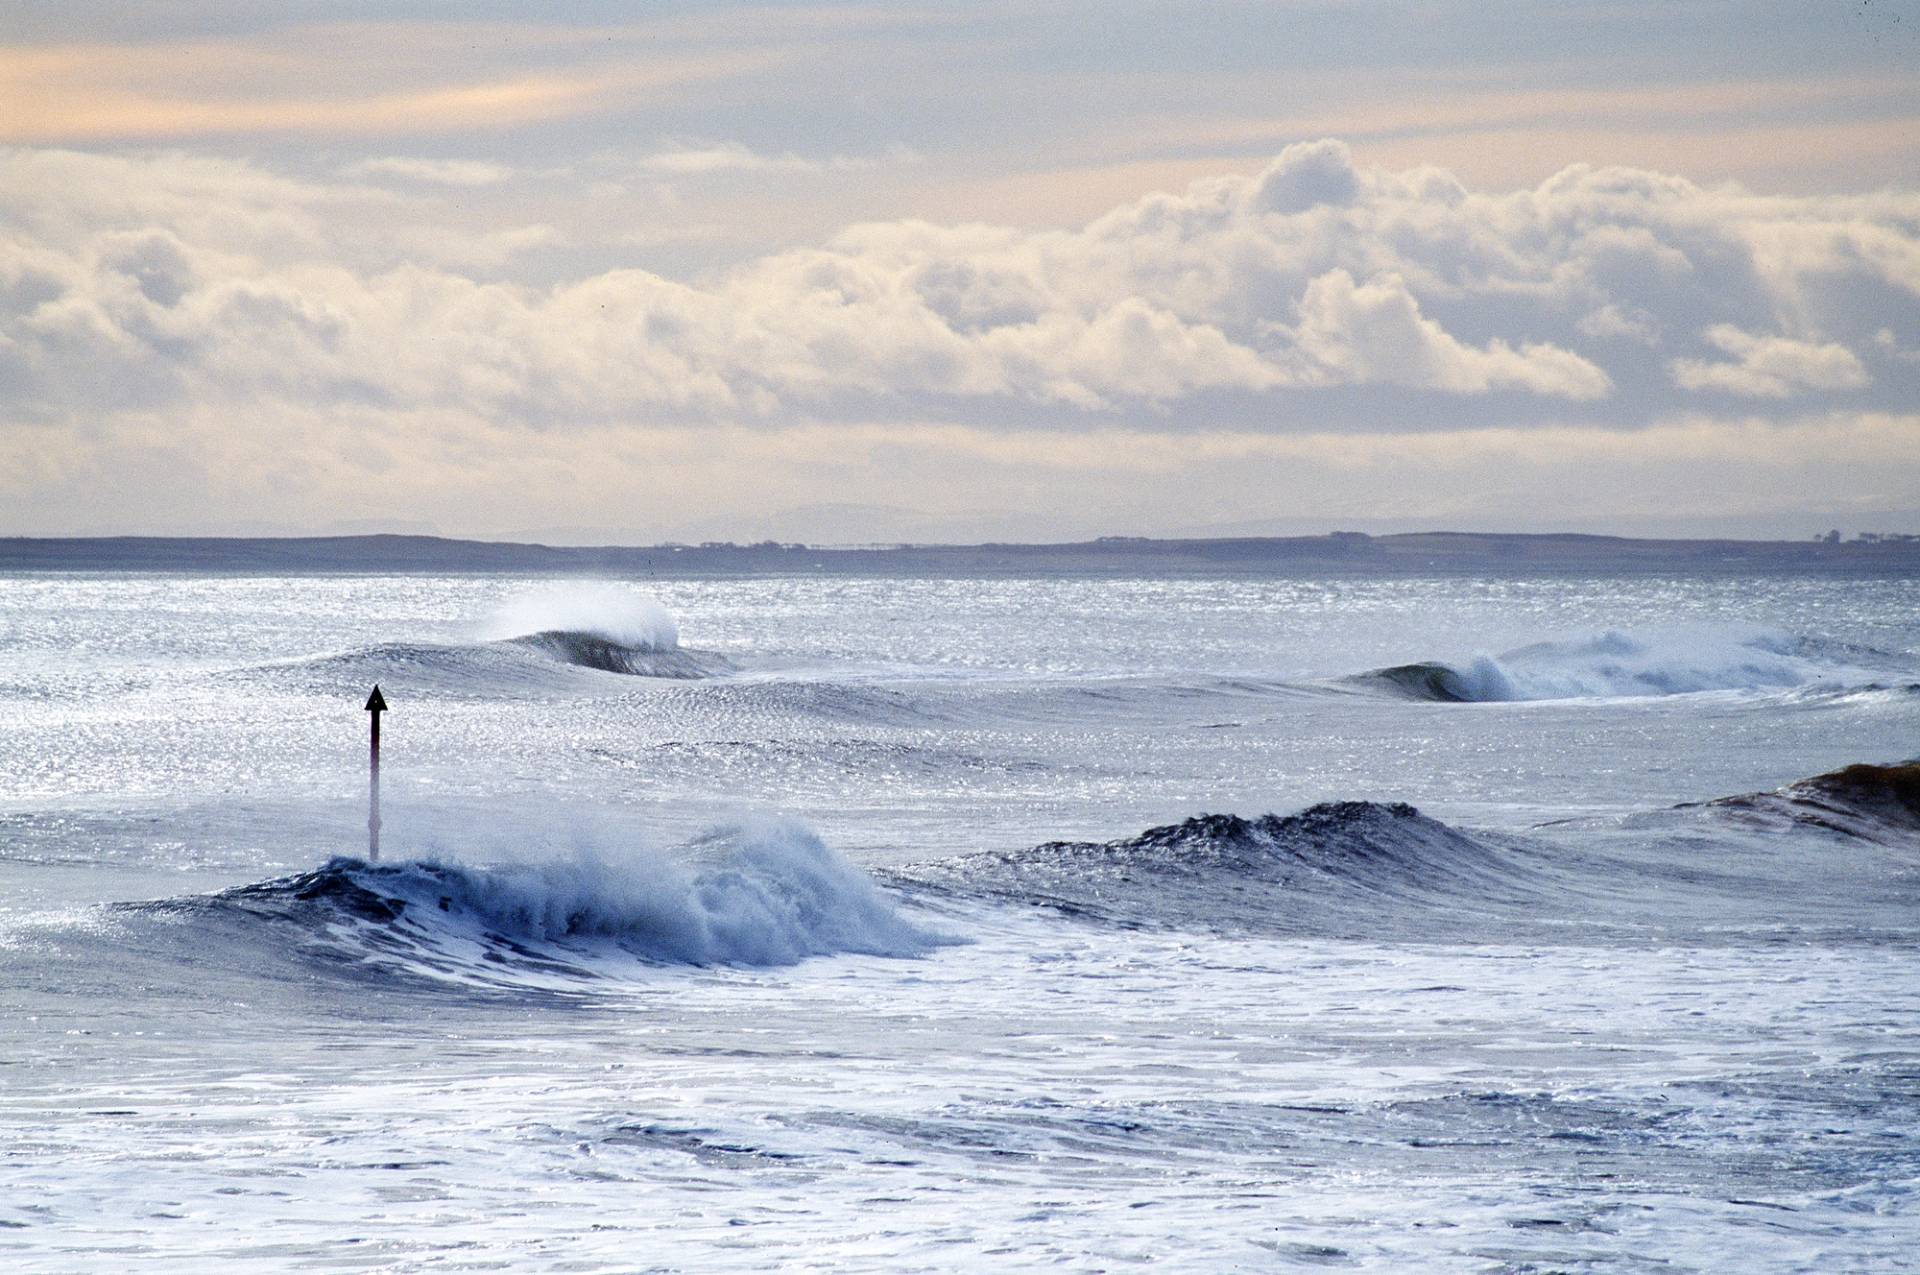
[1, 570, 1916, 1272]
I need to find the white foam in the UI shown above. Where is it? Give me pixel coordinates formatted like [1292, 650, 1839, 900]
[372, 817, 946, 967]
[1455, 626, 1865, 701]
[1451, 654, 1522, 701]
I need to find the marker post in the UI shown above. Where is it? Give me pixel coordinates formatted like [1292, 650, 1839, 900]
[365, 685, 387, 861]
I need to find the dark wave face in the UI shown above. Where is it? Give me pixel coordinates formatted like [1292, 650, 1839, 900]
[897, 801, 1565, 941]
[1342, 661, 1498, 702]
[902, 762, 1920, 944]
[1701, 760, 1920, 844]
[508, 630, 736, 679]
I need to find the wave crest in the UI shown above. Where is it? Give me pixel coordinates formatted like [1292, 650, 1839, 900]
[242, 633, 731, 699]
[1344, 627, 1888, 702]
[480, 585, 734, 679]
[1343, 659, 1517, 703]
[160, 819, 950, 988]
[482, 583, 680, 651]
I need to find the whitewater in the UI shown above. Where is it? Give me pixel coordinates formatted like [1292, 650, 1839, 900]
[2, 570, 1916, 1271]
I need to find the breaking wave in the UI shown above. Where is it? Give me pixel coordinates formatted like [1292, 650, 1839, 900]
[240, 587, 733, 697]
[129, 819, 950, 993]
[487, 584, 735, 678]
[1341, 628, 1893, 702]
[1342, 659, 1517, 703]
[481, 583, 681, 652]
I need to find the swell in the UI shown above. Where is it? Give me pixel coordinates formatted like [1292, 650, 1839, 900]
[900, 766, 1920, 943]
[241, 585, 732, 695]
[1694, 760, 1920, 844]
[236, 632, 733, 700]
[895, 801, 1566, 941]
[1506, 759, 1920, 939]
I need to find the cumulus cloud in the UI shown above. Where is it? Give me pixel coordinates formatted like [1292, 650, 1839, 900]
[1289, 269, 1611, 398]
[2, 139, 1918, 433]
[1669, 324, 1870, 397]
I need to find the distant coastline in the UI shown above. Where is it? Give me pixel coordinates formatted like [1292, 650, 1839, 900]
[4, 531, 1918, 577]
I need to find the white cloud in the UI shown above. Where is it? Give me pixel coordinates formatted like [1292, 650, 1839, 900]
[1577, 303, 1660, 343]
[346, 157, 516, 186]
[637, 142, 824, 176]
[633, 141, 914, 177]
[1670, 324, 1870, 397]
[1290, 269, 1611, 399]
[3, 140, 1918, 434]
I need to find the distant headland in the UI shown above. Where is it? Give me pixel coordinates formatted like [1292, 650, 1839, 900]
[3, 531, 1917, 576]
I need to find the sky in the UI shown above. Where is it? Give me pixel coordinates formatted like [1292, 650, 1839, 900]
[3, 1, 1919, 543]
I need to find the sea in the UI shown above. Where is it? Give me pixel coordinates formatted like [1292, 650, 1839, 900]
[1, 568, 1915, 1272]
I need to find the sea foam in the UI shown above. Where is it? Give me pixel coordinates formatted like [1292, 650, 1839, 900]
[211, 817, 950, 974]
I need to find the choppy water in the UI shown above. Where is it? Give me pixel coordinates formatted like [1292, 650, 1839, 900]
[2, 570, 1916, 1271]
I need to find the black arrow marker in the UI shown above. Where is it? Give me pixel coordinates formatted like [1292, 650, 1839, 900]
[365, 685, 387, 861]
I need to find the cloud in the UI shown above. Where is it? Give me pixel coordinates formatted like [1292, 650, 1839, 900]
[1119, 77, 1920, 191]
[1290, 269, 1611, 399]
[637, 142, 822, 176]
[2, 140, 1918, 435]
[1578, 303, 1660, 343]
[1670, 325, 1870, 397]
[1876, 327, 1920, 363]
[1245, 137, 1360, 214]
[629, 141, 918, 180]
[346, 157, 515, 186]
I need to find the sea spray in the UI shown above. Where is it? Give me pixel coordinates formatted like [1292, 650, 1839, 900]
[1345, 625, 1874, 702]
[202, 816, 951, 974]
[478, 583, 738, 677]
[481, 583, 681, 651]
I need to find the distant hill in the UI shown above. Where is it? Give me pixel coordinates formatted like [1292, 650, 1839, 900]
[1, 531, 1916, 576]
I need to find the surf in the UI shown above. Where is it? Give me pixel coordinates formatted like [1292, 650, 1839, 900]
[1338, 626, 1896, 703]
[119, 818, 953, 995]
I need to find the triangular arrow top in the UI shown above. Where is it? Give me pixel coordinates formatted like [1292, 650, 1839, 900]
[364, 685, 388, 712]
